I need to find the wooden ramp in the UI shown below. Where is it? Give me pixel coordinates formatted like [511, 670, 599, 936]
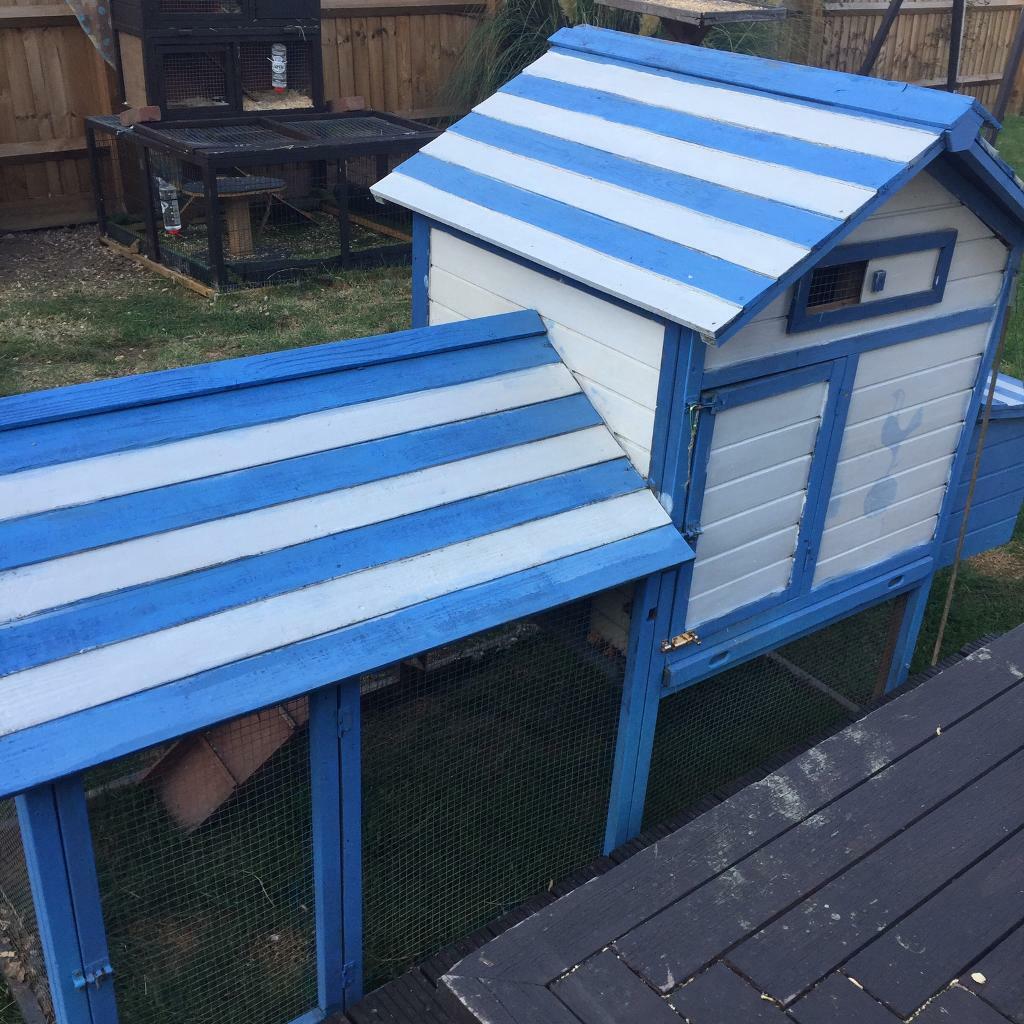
[345, 627, 1024, 1023]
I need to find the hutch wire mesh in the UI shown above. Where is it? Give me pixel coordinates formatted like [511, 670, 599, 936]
[86, 112, 437, 291]
[0, 589, 914, 1020]
[642, 596, 906, 830]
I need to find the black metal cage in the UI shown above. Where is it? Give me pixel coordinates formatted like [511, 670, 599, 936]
[86, 112, 437, 291]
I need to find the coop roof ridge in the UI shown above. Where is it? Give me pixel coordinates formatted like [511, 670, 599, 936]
[372, 27, 1024, 343]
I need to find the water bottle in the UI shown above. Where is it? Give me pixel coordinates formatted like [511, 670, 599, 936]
[157, 178, 181, 235]
[271, 43, 287, 93]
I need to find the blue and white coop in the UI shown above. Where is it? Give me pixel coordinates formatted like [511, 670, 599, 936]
[1, 26, 1023, 1024]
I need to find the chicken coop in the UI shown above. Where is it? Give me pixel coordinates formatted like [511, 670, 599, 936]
[4, 26, 1024, 1024]
[86, 112, 437, 291]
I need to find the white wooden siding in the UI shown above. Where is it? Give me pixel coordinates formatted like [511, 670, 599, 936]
[589, 585, 633, 653]
[428, 230, 665, 475]
[705, 172, 1008, 372]
[686, 382, 828, 628]
[813, 318, 992, 585]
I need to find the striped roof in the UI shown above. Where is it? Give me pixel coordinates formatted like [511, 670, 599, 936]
[373, 26, 992, 342]
[992, 371, 1024, 418]
[0, 311, 691, 795]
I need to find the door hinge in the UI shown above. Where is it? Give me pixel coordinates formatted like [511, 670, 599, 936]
[72, 961, 114, 991]
[660, 631, 701, 653]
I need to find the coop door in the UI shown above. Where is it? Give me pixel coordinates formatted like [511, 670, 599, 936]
[675, 361, 845, 637]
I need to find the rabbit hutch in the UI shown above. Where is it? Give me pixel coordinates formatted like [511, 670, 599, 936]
[86, 112, 438, 291]
[3, 26, 1024, 1024]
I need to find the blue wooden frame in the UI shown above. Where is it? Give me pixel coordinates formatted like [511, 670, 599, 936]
[788, 230, 958, 334]
[16, 780, 117, 1024]
[669, 357, 855, 639]
[309, 682, 363, 1011]
[411, 213, 429, 329]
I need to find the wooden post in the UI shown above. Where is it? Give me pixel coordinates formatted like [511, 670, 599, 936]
[16, 781, 118, 1024]
[310, 681, 363, 1013]
[946, 0, 966, 91]
[859, 0, 905, 75]
[880, 580, 933, 694]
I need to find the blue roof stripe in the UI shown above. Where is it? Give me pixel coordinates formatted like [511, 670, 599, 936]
[0, 525, 688, 799]
[502, 73, 903, 191]
[450, 114, 839, 248]
[0, 395, 600, 571]
[2, 335, 560, 475]
[0, 460, 641, 675]
[400, 154, 772, 305]
[550, 26, 983, 131]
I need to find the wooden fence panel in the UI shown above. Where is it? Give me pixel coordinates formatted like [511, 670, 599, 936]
[0, 0, 481, 231]
[816, 0, 1024, 114]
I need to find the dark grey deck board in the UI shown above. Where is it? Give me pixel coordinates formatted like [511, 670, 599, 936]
[730, 745, 1024, 1003]
[552, 951, 681, 1024]
[964, 921, 1024, 1022]
[442, 977, 581, 1024]
[788, 974, 899, 1024]
[848, 827, 1024, 1017]
[445, 639, 1024, 988]
[667, 963, 788, 1023]
[615, 679, 1024, 992]
[914, 985, 1014, 1023]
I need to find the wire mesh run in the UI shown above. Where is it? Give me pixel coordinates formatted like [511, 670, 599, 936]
[86, 703, 316, 1024]
[240, 41, 314, 112]
[161, 50, 230, 111]
[806, 260, 868, 312]
[642, 598, 902, 831]
[0, 801, 52, 1024]
[361, 594, 629, 990]
[158, 0, 243, 14]
[89, 114, 433, 290]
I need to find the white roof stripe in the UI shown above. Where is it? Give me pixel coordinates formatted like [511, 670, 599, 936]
[0, 427, 621, 623]
[0, 491, 667, 736]
[422, 132, 810, 277]
[474, 92, 875, 220]
[374, 172, 744, 333]
[531, 52, 940, 163]
[0, 362, 578, 521]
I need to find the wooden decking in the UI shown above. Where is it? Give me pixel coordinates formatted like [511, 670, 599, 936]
[359, 624, 1024, 1024]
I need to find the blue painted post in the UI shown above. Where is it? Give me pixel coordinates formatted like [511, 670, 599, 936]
[411, 214, 430, 329]
[309, 681, 363, 1012]
[883, 578, 934, 693]
[338, 681, 363, 1005]
[310, 685, 345, 1016]
[16, 781, 116, 1024]
[51, 779, 118, 1024]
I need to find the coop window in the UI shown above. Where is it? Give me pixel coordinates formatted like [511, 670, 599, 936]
[789, 230, 958, 333]
[240, 41, 313, 111]
[806, 260, 867, 312]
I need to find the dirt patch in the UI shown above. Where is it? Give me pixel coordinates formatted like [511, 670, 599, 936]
[0, 227, 150, 296]
[970, 544, 1024, 581]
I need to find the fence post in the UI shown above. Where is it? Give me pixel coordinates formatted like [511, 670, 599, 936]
[603, 571, 673, 853]
[310, 681, 363, 1013]
[16, 780, 118, 1024]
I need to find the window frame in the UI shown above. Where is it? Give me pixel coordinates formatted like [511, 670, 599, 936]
[788, 230, 958, 334]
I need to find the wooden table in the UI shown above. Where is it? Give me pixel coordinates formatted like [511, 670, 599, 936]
[367, 624, 1024, 1024]
[182, 175, 287, 259]
[596, 0, 786, 44]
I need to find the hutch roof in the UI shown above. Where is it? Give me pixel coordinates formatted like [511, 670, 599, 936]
[0, 311, 691, 796]
[373, 26, 1023, 343]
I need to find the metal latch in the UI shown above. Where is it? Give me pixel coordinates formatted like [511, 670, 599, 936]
[660, 631, 701, 653]
[72, 962, 114, 990]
